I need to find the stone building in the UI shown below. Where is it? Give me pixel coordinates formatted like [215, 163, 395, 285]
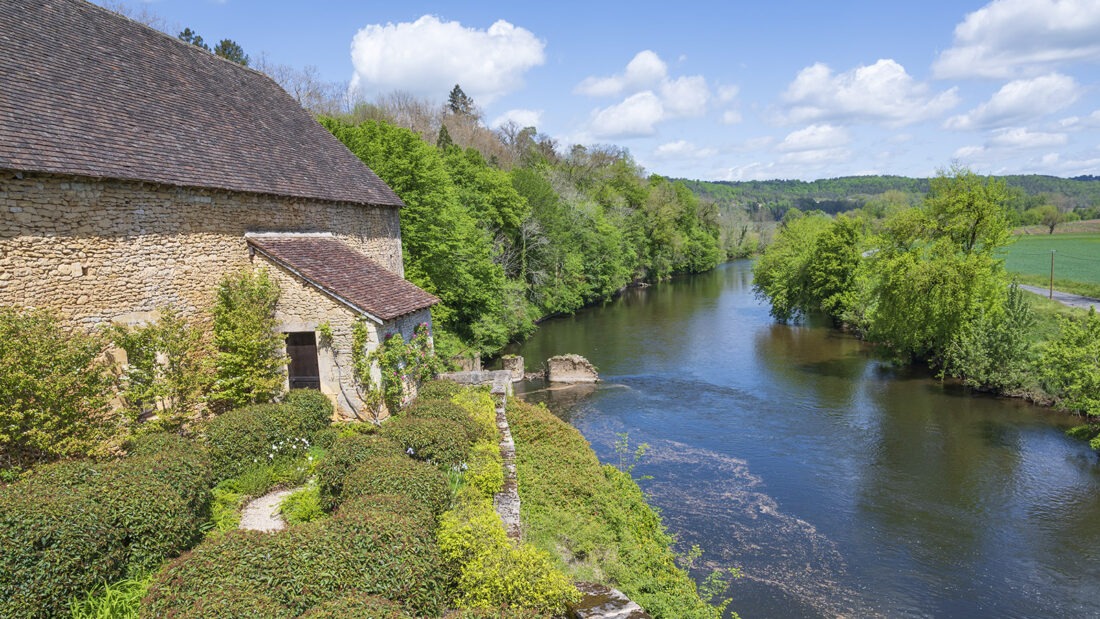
[0, 0, 438, 417]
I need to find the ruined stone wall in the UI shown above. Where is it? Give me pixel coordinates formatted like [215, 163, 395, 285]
[0, 171, 403, 330]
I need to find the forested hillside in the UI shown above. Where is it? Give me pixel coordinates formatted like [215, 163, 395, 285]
[682, 175, 1100, 222]
[319, 89, 723, 358]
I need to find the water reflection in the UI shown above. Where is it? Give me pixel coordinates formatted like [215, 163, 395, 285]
[511, 261, 1100, 618]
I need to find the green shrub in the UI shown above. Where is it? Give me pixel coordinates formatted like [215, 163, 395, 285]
[284, 388, 334, 420]
[204, 403, 320, 481]
[0, 307, 117, 471]
[405, 397, 494, 444]
[298, 595, 410, 619]
[280, 483, 327, 525]
[341, 454, 450, 518]
[466, 441, 505, 499]
[451, 388, 499, 440]
[415, 379, 465, 401]
[209, 268, 287, 410]
[142, 502, 445, 617]
[438, 498, 578, 613]
[337, 493, 436, 532]
[381, 416, 472, 467]
[0, 485, 124, 619]
[315, 434, 402, 511]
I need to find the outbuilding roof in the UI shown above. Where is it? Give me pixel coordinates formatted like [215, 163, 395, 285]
[246, 234, 439, 323]
[0, 0, 403, 208]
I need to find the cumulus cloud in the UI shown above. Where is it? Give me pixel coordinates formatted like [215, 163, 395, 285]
[722, 110, 743, 124]
[652, 140, 718, 160]
[781, 59, 959, 126]
[575, 50, 668, 96]
[987, 127, 1068, 148]
[578, 50, 712, 138]
[589, 91, 665, 138]
[490, 108, 543, 129]
[933, 0, 1100, 79]
[943, 73, 1079, 130]
[349, 15, 545, 105]
[777, 124, 850, 152]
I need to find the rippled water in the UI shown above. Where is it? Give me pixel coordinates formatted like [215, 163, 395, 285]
[509, 260, 1100, 618]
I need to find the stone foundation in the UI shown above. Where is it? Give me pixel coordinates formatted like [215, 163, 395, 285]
[546, 354, 600, 383]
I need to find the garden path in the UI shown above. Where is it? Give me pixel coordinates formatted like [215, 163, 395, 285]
[239, 488, 297, 532]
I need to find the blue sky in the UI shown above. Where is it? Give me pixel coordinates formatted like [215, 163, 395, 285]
[103, 0, 1100, 181]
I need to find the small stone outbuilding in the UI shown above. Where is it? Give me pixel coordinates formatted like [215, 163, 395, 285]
[0, 0, 437, 417]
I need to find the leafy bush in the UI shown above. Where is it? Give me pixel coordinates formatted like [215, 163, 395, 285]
[283, 389, 335, 428]
[381, 416, 472, 467]
[466, 441, 504, 499]
[209, 268, 287, 410]
[451, 388, 499, 440]
[298, 595, 410, 618]
[508, 399, 724, 619]
[341, 454, 450, 518]
[416, 379, 465, 401]
[406, 395, 495, 444]
[0, 434, 212, 619]
[108, 307, 214, 431]
[315, 434, 403, 511]
[0, 307, 117, 471]
[142, 500, 446, 617]
[279, 483, 326, 525]
[438, 498, 578, 613]
[204, 402, 324, 481]
[1040, 308, 1100, 416]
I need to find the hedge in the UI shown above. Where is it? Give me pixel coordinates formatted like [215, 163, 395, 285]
[298, 595, 410, 618]
[340, 454, 450, 518]
[381, 416, 472, 467]
[404, 397, 494, 445]
[0, 433, 212, 619]
[141, 499, 446, 617]
[415, 379, 465, 401]
[204, 394, 331, 481]
[315, 434, 403, 511]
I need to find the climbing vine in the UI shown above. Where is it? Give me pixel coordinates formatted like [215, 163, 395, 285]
[321, 320, 441, 421]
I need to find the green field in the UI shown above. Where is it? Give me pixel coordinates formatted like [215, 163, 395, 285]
[1003, 234, 1100, 296]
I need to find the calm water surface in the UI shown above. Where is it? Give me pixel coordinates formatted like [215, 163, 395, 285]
[509, 260, 1100, 618]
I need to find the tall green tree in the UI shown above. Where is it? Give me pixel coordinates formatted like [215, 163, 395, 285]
[447, 84, 475, 116]
[177, 27, 209, 51]
[210, 269, 286, 409]
[213, 39, 249, 66]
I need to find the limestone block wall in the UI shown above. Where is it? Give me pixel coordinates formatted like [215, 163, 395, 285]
[0, 171, 403, 330]
[262, 254, 432, 419]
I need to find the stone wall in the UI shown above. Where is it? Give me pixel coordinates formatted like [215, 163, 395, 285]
[0, 171, 403, 330]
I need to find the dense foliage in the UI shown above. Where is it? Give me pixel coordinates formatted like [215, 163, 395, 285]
[321, 115, 722, 356]
[209, 269, 286, 409]
[0, 434, 212, 619]
[0, 308, 116, 471]
[507, 399, 727, 618]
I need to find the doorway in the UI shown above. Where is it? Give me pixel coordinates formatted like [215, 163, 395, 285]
[286, 331, 320, 390]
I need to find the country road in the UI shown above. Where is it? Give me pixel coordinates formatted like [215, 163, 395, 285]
[1020, 284, 1100, 311]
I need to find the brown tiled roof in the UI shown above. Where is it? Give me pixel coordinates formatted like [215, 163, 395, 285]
[247, 234, 438, 322]
[0, 0, 402, 207]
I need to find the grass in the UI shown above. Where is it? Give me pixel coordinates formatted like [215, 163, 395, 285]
[1023, 292, 1088, 345]
[507, 399, 732, 619]
[68, 573, 152, 619]
[1002, 233, 1100, 297]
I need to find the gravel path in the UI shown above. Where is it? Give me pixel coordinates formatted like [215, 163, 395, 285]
[1020, 284, 1100, 311]
[239, 488, 297, 532]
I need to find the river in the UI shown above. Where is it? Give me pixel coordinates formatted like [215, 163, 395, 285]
[508, 260, 1100, 618]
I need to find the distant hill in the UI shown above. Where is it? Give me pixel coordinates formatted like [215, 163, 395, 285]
[679, 174, 1100, 219]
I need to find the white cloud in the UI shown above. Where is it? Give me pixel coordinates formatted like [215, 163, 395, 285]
[652, 140, 718, 160]
[722, 110, 743, 124]
[778, 148, 851, 166]
[659, 75, 710, 118]
[781, 59, 959, 126]
[987, 127, 1068, 148]
[777, 124, 850, 151]
[1058, 109, 1100, 129]
[349, 15, 545, 105]
[718, 85, 740, 103]
[954, 145, 988, 159]
[589, 91, 665, 138]
[577, 50, 713, 139]
[1037, 152, 1100, 175]
[575, 50, 668, 96]
[490, 108, 543, 129]
[944, 73, 1079, 130]
[933, 0, 1100, 79]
